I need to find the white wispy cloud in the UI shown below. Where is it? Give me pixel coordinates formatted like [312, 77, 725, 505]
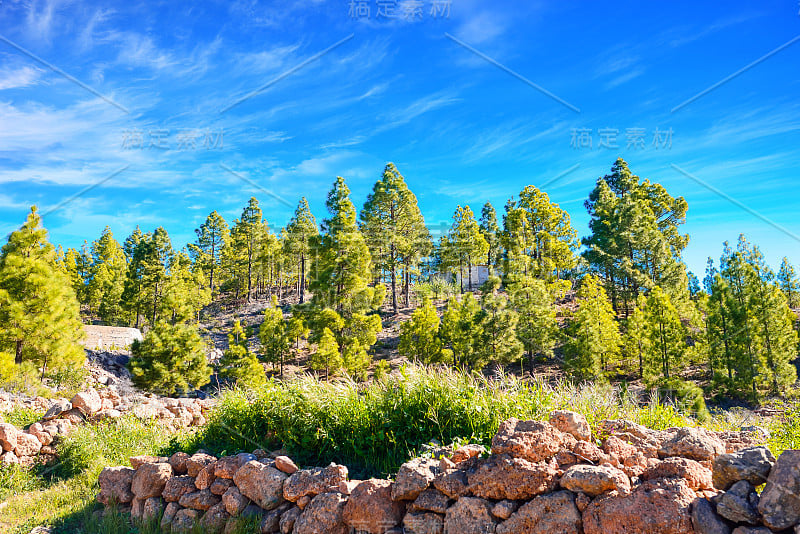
[0, 65, 43, 90]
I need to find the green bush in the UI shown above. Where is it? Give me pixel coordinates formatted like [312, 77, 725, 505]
[128, 322, 211, 396]
[654, 377, 711, 423]
[181, 365, 703, 478]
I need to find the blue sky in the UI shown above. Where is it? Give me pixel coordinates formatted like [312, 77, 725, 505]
[0, 0, 798, 277]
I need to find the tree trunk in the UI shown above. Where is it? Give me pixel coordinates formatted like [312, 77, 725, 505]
[468, 258, 473, 292]
[15, 340, 23, 365]
[391, 244, 397, 314]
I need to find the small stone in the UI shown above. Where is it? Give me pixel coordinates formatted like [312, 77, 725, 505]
[71, 390, 102, 415]
[162, 475, 196, 502]
[179, 488, 221, 511]
[496, 491, 581, 534]
[491, 418, 565, 463]
[391, 457, 439, 501]
[210, 477, 234, 495]
[97, 466, 136, 504]
[171, 508, 199, 532]
[491, 499, 518, 520]
[274, 455, 299, 474]
[715, 480, 760, 524]
[410, 488, 449, 514]
[185, 452, 216, 477]
[222, 486, 250, 517]
[549, 410, 591, 441]
[343, 479, 405, 533]
[169, 452, 191, 474]
[691, 497, 731, 534]
[560, 464, 631, 497]
[443, 497, 497, 534]
[403, 511, 444, 534]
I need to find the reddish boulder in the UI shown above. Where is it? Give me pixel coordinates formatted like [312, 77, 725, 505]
[14, 432, 41, 457]
[583, 478, 696, 534]
[560, 464, 631, 496]
[391, 457, 439, 501]
[275, 455, 299, 474]
[496, 490, 581, 534]
[404, 512, 444, 534]
[642, 457, 713, 491]
[162, 475, 196, 502]
[222, 486, 250, 516]
[443, 497, 497, 534]
[185, 452, 216, 477]
[284, 463, 348, 502]
[491, 418, 565, 463]
[131, 461, 173, 499]
[343, 479, 405, 533]
[659, 427, 726, 462]
[293, 491, 348, 534]
[549, 410, 591, 441]
[0, 423, 18, 452]
[467, 454, 559, 500]
[233, 460, 287, 510]
[178, 488, 221, 511]
[97, 466, 136, 504]
[410, 488, 450, 514]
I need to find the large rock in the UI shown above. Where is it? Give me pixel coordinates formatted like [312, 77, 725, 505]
[496, 490, 581, 534]
[410, 488, 450, 514]
[14, 432, 42, 457]
[169, 451, 190, 474]
[660, 427, 726, 462]
[583, 478, 696, 534]
[560, 464, 631, 497]
[443, 497, 497, 534]
[404, 512, 444, 534]
[97, 466, 136, 504]
[715, 480, 760, 524]
[757, 450, 800, 530]
[293, 491, 348, 534]
[214, 453, 256, 479]
[200, 501, 230, 534]
[178, 488, 221, 511]
[222, 486, 250, 516]
[42, 400, 71, 421]
[0, 423, 19, 452]
[598, 419, 666, 457]
[162, 475, 196, 502]
[691, 497, 731, 534]
[280, 506, 302, 534]
[391, 457, 439, 501]
[642, 457, 713, 491]
[467, 454, 559, 500]
[210, 477, 233, 495]
[160, 501, 180, 531]
[131, 461, 173, 499]
[343, 479, 405, 533]
[195, 462, 217, 490]
[185, 452, 217, 477]
[712, 447, 775, 490]
[432, 469, 469, 499]
[491, 418, 565, 463]
[142, 496, 164, 522]
[283, 463, 348, 502]
[233, 460, 288, 510]
[549, 410, 591, 441]
[71, 389, 102, 415]
[171, 508, 200, 532]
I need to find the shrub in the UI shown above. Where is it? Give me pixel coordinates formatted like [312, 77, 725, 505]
[181, 365, 705, 478]
[128, 322, 211, 396]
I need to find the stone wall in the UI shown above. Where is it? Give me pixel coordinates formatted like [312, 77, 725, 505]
[96, 411, 800, 534]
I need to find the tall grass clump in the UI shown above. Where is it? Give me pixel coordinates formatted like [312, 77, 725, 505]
[0, 415, 178, 534]
[184, 364, 705, 477]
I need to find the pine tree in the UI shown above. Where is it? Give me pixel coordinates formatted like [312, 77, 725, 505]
[310, 327, 342, 379]
[563, 275, 621, 380]
[284, 198, 318, 304]
[87, 227, 128, 324]
[476, 276, 523, 369]
[128, 322, 210, 395]
[229, 198, 269, 301]
[260, 296, 292, 378]
[360, 163, 430, 313]
[59, 244, 91, 305]
[161, 251, 211, 324]
[0, 207, 85, 376]
[399, 298, 443, 364]
[122, 227, 175, 328]
[443, 205, 488, 292]
[583, 158, 690, 315]
[503, 186, 578, 284]
[510, 275, 558, 372]
[439, 293, 482, 368]
[641, 286, 687, 382]
[310, 177, 378, 313]
[219, 319, 265, 388]
[479, 202, 501, 273]
[777, 257, 799, 308]
[622, 296, 649, 378]
[190, 211, 229, 293]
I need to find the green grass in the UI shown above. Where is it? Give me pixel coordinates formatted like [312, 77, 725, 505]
[768, 399, 800, 454]
[0, 415, 179, 534]
[181, 364, 706, 478]
[1, 406, 45, 428]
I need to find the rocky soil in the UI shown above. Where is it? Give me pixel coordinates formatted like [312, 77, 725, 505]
[96, 411, 798, 534]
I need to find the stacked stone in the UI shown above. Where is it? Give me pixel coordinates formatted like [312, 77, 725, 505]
[0, 389, 215, 467]
[96, 412, 800, 534]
